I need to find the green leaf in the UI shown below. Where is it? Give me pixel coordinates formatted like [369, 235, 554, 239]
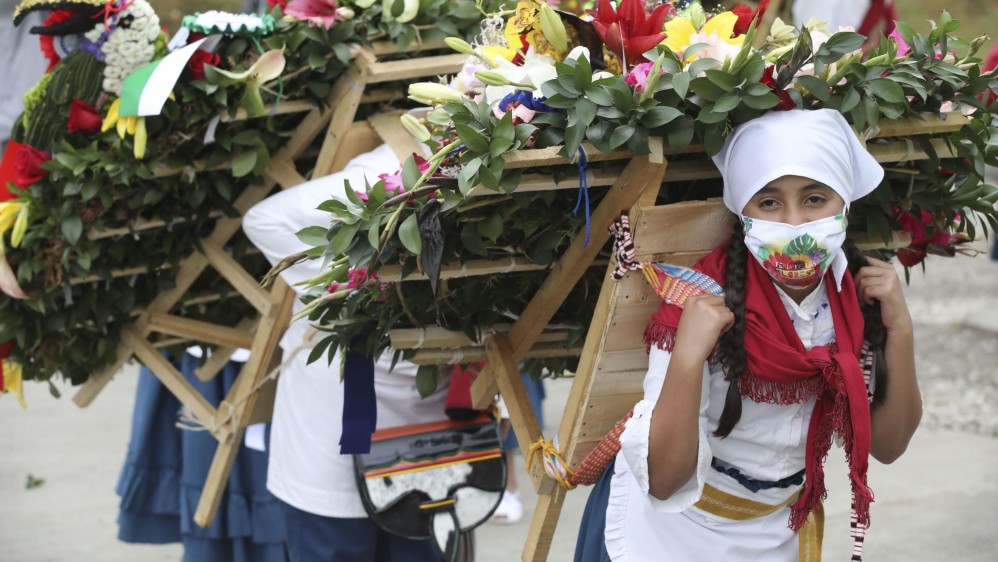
[344, 179, 365, 206]
[705, 69, 739, 90]
[415, 365, 439, 398]
[840, 87, 861, 113]
[332, 221, 360, 255]
[573, 98, 598, 128]
[867, 79, 905, 103]
[297, 226, 329, 247]
[399, 213, 421, 254]
[713, 92, 741, 113]
[500, 169, 522, 193]
[796, 75, 830, 102]
[672, 71, 691, 99]
[743, 91, 779, 109]
[460, 222, 488, 255]
[401, 156, 421, 190]
[585, 85, 614, 106]
[455, 124, 490, 153]
[62, 216, 83, 245]
[642, 106, 683, 128]
[609, 125, 635, 149]
[477, 212, 503, 241]
[231, 150, 257, 178]
[667, 117, 695, 154]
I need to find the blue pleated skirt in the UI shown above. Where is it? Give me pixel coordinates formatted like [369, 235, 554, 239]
[116, 353, 287, 562]
[574, 460, 614, 562]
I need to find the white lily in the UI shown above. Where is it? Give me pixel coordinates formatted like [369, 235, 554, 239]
[484, 46, 591, 104]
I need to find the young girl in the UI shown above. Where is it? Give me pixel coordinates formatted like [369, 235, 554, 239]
[575, 109, 922, 561]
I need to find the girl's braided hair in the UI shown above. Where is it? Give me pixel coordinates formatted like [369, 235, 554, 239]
[713, 221, 888, 438]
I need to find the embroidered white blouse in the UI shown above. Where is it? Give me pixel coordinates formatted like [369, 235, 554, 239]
[606, 279, 837, 561]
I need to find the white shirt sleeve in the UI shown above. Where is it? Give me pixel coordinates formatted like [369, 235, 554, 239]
[242, 144, 400, 350]
[618, 345, 713, 512]
[242, 144, 400, 288]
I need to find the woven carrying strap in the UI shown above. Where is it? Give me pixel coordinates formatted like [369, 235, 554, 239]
[566, 410, 634, 487]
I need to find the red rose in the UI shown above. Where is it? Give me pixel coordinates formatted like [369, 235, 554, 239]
[760, 64, 796, 111]
[66, 99, 103, 135]
[732, 0, 769, 36]
[12, 144, 51, 188]
[267, 0, 288, 9]
[187, 49, 221, 81]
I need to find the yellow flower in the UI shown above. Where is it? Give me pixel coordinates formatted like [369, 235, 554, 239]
[2, 359, 26, 409]
[0, 202, 29, 253]
[102, 98, 148, 159]
[663, 11, 744, 59]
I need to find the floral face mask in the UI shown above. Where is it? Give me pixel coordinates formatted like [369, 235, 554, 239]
[741, 211, 848, 288]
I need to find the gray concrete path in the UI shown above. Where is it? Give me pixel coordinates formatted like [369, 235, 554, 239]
[2, 251, 997, 561]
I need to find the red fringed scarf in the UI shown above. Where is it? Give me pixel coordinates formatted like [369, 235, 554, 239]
[644, 242, 874, 530]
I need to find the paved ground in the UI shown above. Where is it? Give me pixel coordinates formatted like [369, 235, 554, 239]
[2, 249, 997, 561]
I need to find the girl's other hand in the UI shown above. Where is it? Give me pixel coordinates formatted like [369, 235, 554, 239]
[673, 295, 735, 365]
[854, 256, 913, 334]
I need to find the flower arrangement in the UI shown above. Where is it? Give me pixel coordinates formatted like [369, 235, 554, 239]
[285, 0, 998, 388]
[0, 0, 502, 399]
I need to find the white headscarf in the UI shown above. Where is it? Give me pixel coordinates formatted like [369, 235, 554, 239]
[711, 109, 884, 215]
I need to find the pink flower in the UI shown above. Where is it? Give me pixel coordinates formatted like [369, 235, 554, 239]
[347, 267, 378, 288]
[326, 282, 340, 293]
[286, 0, 340, 30]
[889, 28, 910, 58]
[378, 155, 435, 194]
[354, 190, 369, 202]
[624, 61, 664, 93]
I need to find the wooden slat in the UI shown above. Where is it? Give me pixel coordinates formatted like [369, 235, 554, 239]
[88, 211, 225, 241]
[466, 167, 620, 197]
[201, 242, 273, 314]
[194, 281, 295, 527]
[220, 99, 315, 122]
[313, 71, 368, 177]
[368, 111, 424, 162]
[633, 198, 735, 259]
[523, 486, 568, 562]
[378, 256, 550, 282]
[192, 318, 257, 382]
[361, 53, 467, 83]
[589, 367, 646, 398]
[484, 334, 553, 498]
[267, 159, 308, 190]
[324, 121, 385, 173]
[868, 137, 956, 163]
[124, 327, 217, 426]
[405, 342, 582, 366]
[389, 324, 569, 350]
[146, 313, 255, 350]
[368, 39, 448, 56]
[471, 156, 667, 409]
[870, 112, 968, 138]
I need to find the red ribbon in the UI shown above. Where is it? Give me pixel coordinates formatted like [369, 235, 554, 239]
[90, 0, 138, 30]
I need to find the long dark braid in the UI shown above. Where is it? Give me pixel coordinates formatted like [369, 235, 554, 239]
[714, 220, 749, 438]
[842, 239, 889, 404]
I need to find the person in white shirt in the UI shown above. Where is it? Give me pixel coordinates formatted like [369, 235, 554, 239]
[242, 144, 448, 561]
[575, 109, 922, 561]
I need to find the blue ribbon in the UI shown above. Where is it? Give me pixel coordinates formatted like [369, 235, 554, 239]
[572, 146, 591, 247]
[339, 349, 377, 454]
[497, 91, 557, 113]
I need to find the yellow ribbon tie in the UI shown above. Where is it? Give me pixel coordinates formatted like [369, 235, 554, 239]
[526, 436, 576, 490]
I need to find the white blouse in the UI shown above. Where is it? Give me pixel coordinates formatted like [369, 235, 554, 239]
[606, 279, 837, 561]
